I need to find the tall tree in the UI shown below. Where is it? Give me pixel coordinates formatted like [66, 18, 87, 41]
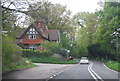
[27, 0, 73, 31]
[93, 2, 120, 60]
[71, 12, 99, 58]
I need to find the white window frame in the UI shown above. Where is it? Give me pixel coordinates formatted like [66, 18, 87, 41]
[29, 35, 36, 40]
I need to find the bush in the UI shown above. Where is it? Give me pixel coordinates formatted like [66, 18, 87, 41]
[58, 48, 68, 57]
[42, 41, 69, 57]
[2, 36, 20, 72]
[42, 41, 62, 53]
[2, 36, 35, 73]
[22, 49, 52, 57]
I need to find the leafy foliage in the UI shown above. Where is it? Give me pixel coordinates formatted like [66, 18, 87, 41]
[27, 1, 72, 31]
[42, 41, 69, 57]
[42, 41, 62, 53]
[60, 33, 71, 49]
[92, 2, 120, 60]
[2, 36, 35, 73]
[22, 49, 52, 57]
[71, 12, 99, 58]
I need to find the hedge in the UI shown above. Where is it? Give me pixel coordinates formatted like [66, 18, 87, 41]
[22, 49, 52, 57]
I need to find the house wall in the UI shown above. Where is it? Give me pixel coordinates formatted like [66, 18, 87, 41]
[22, 34, 44, 44]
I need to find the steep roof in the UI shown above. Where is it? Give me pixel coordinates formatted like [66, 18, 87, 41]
[48, 30, 60, 41]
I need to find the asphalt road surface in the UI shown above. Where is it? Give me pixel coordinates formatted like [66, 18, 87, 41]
[48, 61, 119, 81]
[2, 61, 119, 81]
[2, 63, 75, 79]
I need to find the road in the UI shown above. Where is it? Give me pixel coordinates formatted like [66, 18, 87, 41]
[2, 61, 119, 81]
[48, 61, 119, 81]
[2, 63, 75, 79]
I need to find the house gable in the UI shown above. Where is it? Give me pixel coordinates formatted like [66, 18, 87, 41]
[20, 24, 47, 44]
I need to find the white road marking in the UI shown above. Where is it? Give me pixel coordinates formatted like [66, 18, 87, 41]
[53, 75, 56, 76]
[88, 62, 104, 81]
[90, 63, 104, 81]
[46, 64, 78, 81]
[88, 63, 98, 81]
[103, 63, 118, 73]
[50, 76, 53, 78]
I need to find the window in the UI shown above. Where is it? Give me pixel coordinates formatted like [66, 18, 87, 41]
[29, 35, 36, 39]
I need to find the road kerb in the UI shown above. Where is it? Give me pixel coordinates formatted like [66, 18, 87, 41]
[103, 63, 118, 73]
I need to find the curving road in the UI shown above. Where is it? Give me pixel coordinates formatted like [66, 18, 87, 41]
[48, 61, 119, 81]
[2, 61, 119, 81]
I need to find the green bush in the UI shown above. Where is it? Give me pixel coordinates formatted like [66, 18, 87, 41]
[2, 36, 22, 72]
[42, 41, 62, 53]
[42, 41, 69, 57]
[58, 48, 68, 57]
[22, 49, 52, 57]
[2, 36, 35, 73]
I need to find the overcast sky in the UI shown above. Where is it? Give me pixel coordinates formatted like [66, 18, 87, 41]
[49, 0, 102, 14]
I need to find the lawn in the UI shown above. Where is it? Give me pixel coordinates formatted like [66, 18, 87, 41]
[26, 57, 78, 64]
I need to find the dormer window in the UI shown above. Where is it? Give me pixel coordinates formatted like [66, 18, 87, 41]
[29, 35, 36, 39]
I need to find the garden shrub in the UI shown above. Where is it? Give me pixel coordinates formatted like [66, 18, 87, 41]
[42, 41, 62, 53]
[58, 48, 68, 57]
[2, 36, 22, 72]
[2, 36, 35, 73]
[42, 41, 69, 57]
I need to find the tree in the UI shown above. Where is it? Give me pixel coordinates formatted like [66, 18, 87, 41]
[27, 0, 74, 32]
[71, 12, 99, 58]
[60, 33, 70, 50]
[92, 2, 120, 60]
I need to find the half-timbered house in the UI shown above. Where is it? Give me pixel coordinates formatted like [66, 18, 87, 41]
[16, 20, 60, 50]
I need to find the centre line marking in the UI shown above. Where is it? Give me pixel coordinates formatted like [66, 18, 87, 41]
[88, 62, 104, 81]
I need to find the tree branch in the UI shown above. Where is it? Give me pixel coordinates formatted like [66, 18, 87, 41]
[2, 5, 28, 15]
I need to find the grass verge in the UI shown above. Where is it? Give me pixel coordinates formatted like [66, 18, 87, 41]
[26, 57, 78, 64]
[103, 60, 120, 72]
[14, 63, 35, 71]
[91, 58, 120, 72]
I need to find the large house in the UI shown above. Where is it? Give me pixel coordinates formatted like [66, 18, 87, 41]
[16, 20, 60, 50]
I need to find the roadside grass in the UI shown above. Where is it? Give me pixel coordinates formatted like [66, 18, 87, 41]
[14, 63, 35, 70]
[92, 58, 120, 72]
[103, 60, 120, 72]
[26, 57, 78, 64]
